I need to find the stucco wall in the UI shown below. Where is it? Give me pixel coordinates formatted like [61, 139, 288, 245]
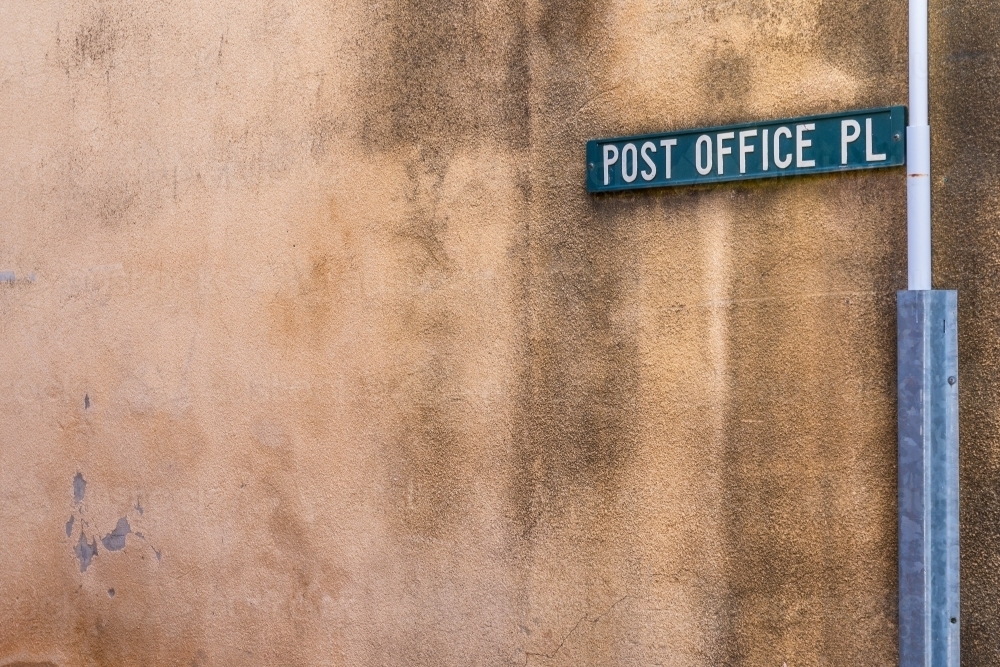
[0, 0, 991, 665]
[933, 1, 1000, 664]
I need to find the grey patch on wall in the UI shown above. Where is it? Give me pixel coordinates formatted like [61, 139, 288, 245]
[65, 516, 74, 538]
[0, 271, 14, 284]
[101, 517, 131, 552]
[84, 394, 90, 410]
[75, 532, 97, 572]
[73, 473, 86, 504]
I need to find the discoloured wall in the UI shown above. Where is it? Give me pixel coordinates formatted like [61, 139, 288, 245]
[0, 0, 993, 664]
[932, 1, 1000, 665]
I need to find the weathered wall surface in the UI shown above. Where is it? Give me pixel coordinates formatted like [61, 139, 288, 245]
[0, 0, 987, 664]
[932, 1, 1000, 665]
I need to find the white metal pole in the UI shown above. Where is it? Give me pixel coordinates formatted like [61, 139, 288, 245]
[908, 0, 932, 290]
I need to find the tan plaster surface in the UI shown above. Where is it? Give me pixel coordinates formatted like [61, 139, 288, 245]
[1, 0, 988, 664]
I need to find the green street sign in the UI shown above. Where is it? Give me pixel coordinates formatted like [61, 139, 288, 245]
[586, 106, 906, 193]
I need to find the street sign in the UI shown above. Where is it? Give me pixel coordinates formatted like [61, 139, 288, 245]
[586, 106, 906, 193]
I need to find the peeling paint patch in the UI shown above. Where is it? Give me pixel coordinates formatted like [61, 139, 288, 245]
[107, 588, 115, 598]
[74, 532, 97, 572]
[0, 271, 35, 286]
[65, 516, 74, 537]
[72, 473, 86, 504]
[101, 517, 130, 551]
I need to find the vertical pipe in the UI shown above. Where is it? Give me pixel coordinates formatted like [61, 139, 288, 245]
[901, 1, 960, 664]
[908, 0, 932, 289]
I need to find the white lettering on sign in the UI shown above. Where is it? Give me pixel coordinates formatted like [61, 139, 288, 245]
[796, 123, 816, 168]
[717, 131, 735, 175]
[696, 135, 713, 175]
[762, 128, 769, 171]
[739, 129, 757, 174]
[622, 143, 638, 183]
[774, 127, 793, 169]
[866, 118, 886, 161]
[603, 144, 619, 185]
[660, 138, 677, 179]
[842, 119, 861, 165]
[640, 141, 657, 180]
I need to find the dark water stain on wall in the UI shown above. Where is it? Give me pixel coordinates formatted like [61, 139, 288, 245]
[357, 0, 529, 153]
[508, 2, 647, 663]
[381, 337, 467, 539]
[61, 2, 150, 79]
[702, 51, 753, 118]
[510, 0, 629, 537]
[711, 180, 901, 665]
[932, 1, 1000, 664]
[353, 0, 647, 660]
[532, 0, 607, 136]
[352, 0, 534, 538]
[73, 12, 120, 70]
[511, 195, 643, 540]
[352, 0, 534, 527]
[681, 2, 911, 658]
[816, 0, 907, 106]
[0, 0, 942, 664]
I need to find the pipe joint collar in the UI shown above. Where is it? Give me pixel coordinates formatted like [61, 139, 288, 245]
[907, 125, 931, 175]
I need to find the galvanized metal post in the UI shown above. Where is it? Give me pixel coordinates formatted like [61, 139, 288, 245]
[898, 290, 960, 667]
